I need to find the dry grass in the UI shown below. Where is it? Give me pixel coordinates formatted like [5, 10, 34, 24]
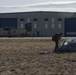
[0, 38, 76, 75]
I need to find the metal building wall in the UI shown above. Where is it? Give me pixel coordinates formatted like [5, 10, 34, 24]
[0, 11, 65, 37]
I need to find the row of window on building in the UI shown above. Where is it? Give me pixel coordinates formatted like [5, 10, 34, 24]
[33, 23, 62, 29]
[20, 18, 62, 23]
[20, 23, 62, 29]
[20, 18, 62, 29]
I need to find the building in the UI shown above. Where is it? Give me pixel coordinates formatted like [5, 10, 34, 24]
[0, 11, 75, 37]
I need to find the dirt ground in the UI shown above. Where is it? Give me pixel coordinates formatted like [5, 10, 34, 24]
[0, 38, 76, 75]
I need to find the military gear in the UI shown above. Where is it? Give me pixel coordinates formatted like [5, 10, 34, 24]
[52, 32, 63, 51]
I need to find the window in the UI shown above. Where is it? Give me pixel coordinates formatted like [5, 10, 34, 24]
[33, 19, 37, 29]
[45, 21, 48, 24]
[59, 21, 61, 23]
[20, 19, 24, 21]
[34, 21, 37, 24]
[44, 18, 48, 29]
[20, 24, 23, 29]
[44, 18, 48, 21]
[59, 23, 61, 28]
[27, 18, 30, 23]
[52, 24, 55, 28]
[52, 18, 55, 22]
[45, 23, 48, 29]
[21, 21, 23, 24]
[58, 18, 62, 21]
[20, 19, 24, 29]
[33, 18, 37, 21]
[34, 23, 37, 29]
[58, 20, 62, 28]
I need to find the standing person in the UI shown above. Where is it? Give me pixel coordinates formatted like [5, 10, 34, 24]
[52, 32, 63, 51]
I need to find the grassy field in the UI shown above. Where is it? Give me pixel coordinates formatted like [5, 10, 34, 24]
[0, 38, 76, 75]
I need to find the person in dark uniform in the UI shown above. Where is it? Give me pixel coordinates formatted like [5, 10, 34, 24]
[52, 32, 63, 51]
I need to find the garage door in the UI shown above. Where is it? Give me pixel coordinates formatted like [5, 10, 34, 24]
[0, 18, 17, 28]
[65, 18, 76, 37]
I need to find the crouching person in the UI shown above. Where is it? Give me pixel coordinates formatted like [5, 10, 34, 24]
[52, 32, 63, 52]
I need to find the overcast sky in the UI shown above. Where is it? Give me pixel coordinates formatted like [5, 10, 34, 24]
[0, 0, 76, 13]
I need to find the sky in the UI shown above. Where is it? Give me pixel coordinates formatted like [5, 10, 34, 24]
[0, 0, 76, 13]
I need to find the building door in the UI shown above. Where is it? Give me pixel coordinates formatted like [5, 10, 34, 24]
[65, 18, 76, 37]
[0, 18, 17, 28]
[25, 23, 32, 32]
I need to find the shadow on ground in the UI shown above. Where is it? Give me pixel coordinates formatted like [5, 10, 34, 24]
[39, 50, 76, 55]
[53, 50, 76, 54]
